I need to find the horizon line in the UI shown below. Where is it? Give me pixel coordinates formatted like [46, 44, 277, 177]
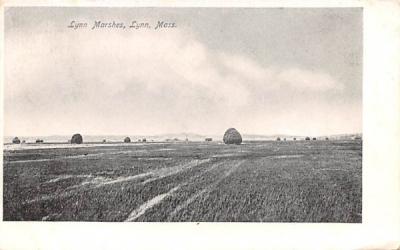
[3, 132, 363, 138]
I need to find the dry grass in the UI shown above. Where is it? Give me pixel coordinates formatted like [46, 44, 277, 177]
[3, 140, 362, 222]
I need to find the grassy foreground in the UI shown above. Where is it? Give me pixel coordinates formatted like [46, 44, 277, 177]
[3, 140, 362, 222]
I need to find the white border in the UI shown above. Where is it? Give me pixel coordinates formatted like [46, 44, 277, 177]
[1, 1, 399, 249]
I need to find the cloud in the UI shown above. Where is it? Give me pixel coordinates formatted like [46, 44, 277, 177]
[277, 68, 343, 91]
[5, 27, 355, 136]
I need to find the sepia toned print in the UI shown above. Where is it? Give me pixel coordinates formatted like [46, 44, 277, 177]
[3, 7, 362, 222]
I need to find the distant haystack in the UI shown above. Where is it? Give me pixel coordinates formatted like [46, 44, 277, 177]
[312, 137, 317, 141]
[103, 139, 106, 143]
[36, 139, 44, 143]
[22, 140, 26, 144]
[142, 138, 147, 142]
[276, 137, 281, 141]
[223, 128, 242, 145]
[138, 139, 142, 142]
[124, 137, 131, 143]
[71, 134, 83, 144]
[325, 137, 329, 140]
[173, 138, 179, 142]
[354, 136, 362, 140]
[12, 137, 21, 144]
[293, 138, 297, 141]
[205, 138, 212, 142]
[283, 138, 286, 141]
[305, 137, 311, 141]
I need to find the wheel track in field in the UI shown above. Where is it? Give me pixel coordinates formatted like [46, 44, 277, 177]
[141, 159, 211, 184]
[5, 150, 138, 164]
[64, 158, 211, 191]
[23, 159, 211, 205]
[167, 159, 245, 220]
[124, 159, 244, 222]
[125, 185, 182, 222]
[123, 160, 226, 222]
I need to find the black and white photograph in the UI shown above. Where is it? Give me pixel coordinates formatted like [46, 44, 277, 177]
[0, 0, 400, 250]
[2, 7, 364, 223]
[2, 1, 400, 249]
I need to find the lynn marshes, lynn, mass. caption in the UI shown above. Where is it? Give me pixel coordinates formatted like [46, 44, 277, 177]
[68, 20, 177, 30]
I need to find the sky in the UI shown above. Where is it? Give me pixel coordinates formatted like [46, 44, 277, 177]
[4, 7, 362, 136]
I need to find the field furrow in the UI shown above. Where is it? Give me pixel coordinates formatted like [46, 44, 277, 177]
[3, 140, 362, 222]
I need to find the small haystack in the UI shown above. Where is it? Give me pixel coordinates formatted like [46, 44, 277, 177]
[71, 134, 83, 144]
[293, 138, 297, 141]
[12, 137, 21, 144]
[312, 137, 317, 141]
[305, 137, 311, 141]
[276, 137, 281, 141]
[223, 128, 242, 145]
[205, 138, 212, 142]
[36, 139, 44, 143]
[124, 137, 131, 143]
[142, 138, 147, 142]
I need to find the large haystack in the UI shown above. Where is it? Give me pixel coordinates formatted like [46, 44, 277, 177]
[124, 137, 131, 143]
[223, 128, 242, 145]
[305, 137, 311, 141]
[12, 137, 21, 144]
[71, 134, 83, 144]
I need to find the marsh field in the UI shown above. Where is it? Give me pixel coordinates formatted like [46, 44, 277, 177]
[3, 140, 362, 222]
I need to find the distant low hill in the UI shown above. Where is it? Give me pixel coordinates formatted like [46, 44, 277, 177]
[243, 133, 362, 141]
[3, 133, 362, 144]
